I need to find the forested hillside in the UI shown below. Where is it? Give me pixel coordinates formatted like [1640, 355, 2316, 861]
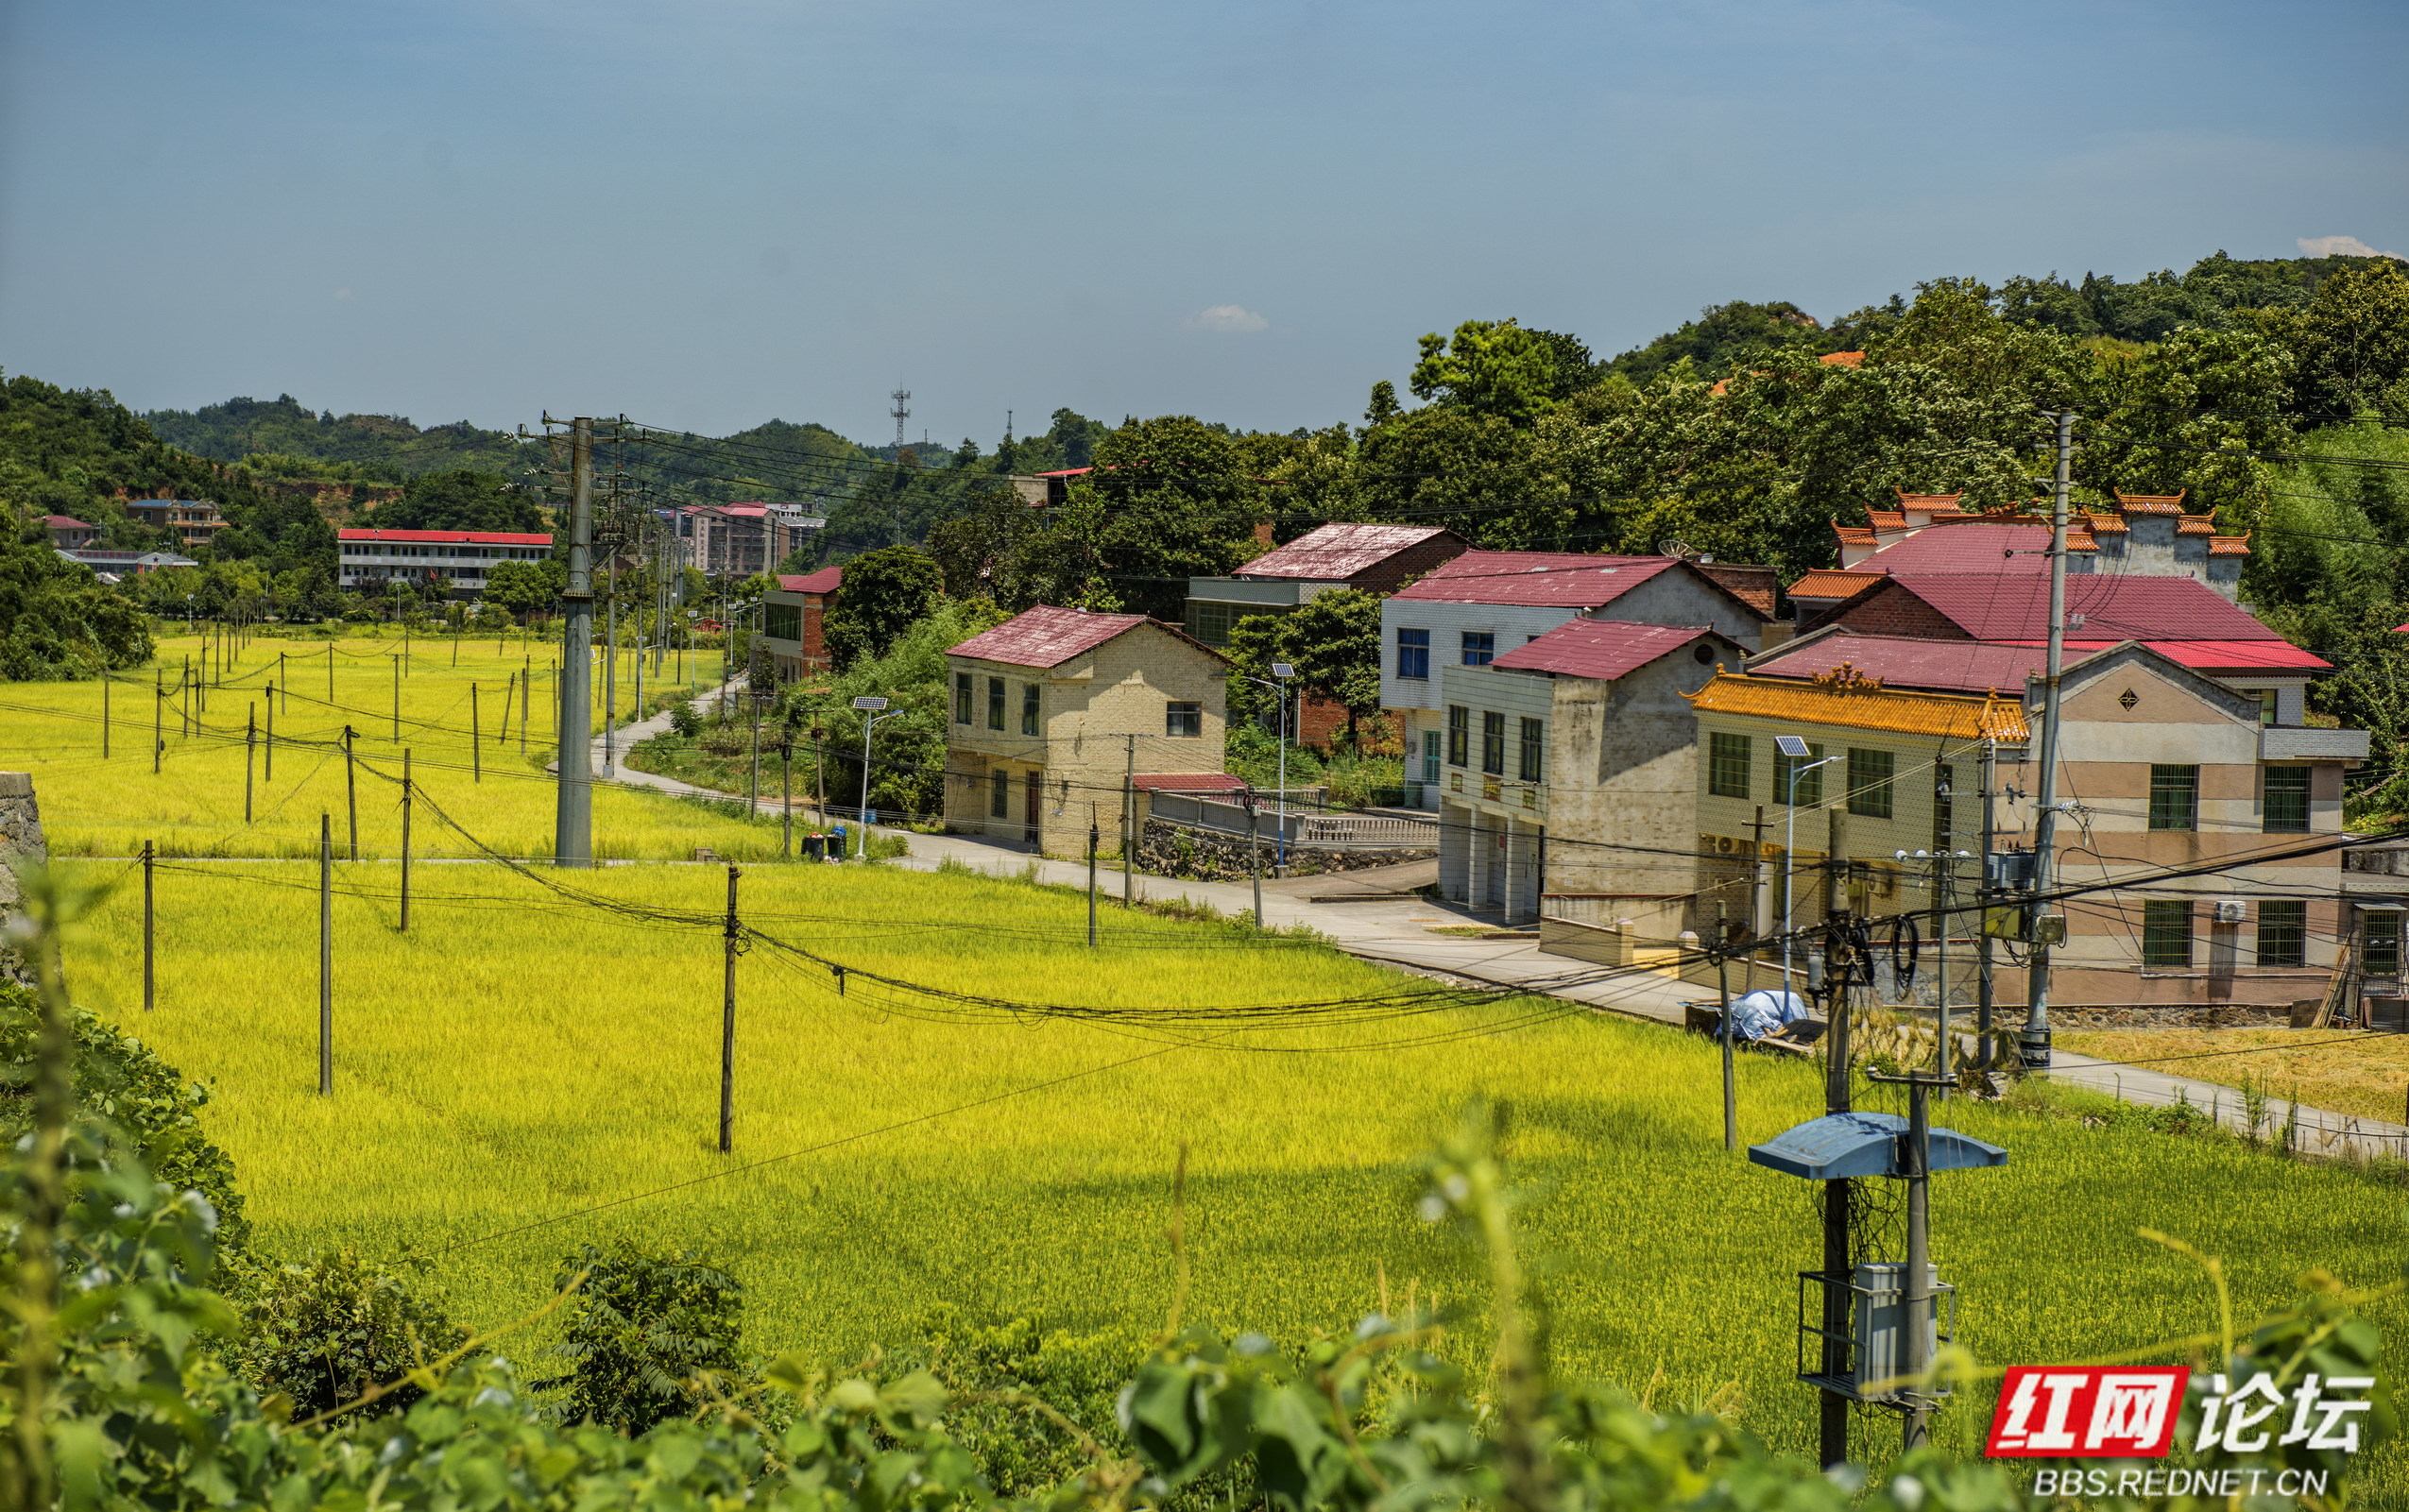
[142, 394, 528, 481]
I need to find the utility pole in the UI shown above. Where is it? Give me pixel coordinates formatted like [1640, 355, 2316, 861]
[1246, 790, 1265, 928]
[401, 749, 413, 932]
[1087, 809, 1100, 947]
[604, 558, 618, 777]
[244, 705, 256, 824]
[471, 685, 482, 782]
[101, 674, 109, 758]
[391, 655, 401, 741]
[719, 865, 741, 1153]
[555, 416, 597, 867]
[318, 813, 333, 1096]
[265, 694, 274, 782]
[1717, 901, 1735, 1152]
[521, 655, 531, 756]
[1818, 815, 1854, 1471]
[2023, 409, 2074, 1069]
[152, 671, 162, 775]
[1977, 740, 1997, 1066]
[142, 841, 154, 1012]
[1122, 735, 1136, 907]
[343, 726, 359, 860]
[779, 732, 794, 858]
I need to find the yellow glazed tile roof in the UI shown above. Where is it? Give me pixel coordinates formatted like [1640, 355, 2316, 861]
[1684, 667, 2029, 742]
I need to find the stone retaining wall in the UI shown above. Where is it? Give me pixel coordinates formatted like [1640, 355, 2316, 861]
[0, 772, 46, 985]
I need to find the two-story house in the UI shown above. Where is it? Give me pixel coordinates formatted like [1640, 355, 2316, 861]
[943, 605, 1231, 857]
[1822, 490, 2249, 602]
[122, 498, 230, 552]
[1690, 637, 2366, 1011]
[761, 566, 841, 681]
[1429, 619, 1752, 927]
[1380, 552, 1770, 809]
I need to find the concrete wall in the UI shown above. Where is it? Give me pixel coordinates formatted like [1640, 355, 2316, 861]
[944, 622, 1228, 857]
[1544, 644, 1737, 909]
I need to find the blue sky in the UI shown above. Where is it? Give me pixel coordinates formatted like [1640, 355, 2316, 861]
[2, 0, 2402, 447]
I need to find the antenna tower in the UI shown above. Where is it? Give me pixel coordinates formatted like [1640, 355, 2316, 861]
[890, 388, 912, 451]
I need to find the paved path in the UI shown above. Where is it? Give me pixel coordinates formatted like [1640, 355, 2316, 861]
[585, 700, 2409, 1163]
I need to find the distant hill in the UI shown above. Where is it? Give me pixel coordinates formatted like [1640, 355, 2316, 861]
[142, 395, 530, 482]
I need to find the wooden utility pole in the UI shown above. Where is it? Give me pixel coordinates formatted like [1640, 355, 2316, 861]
[470, 685, 482, 782]
[719, 865, 741, 1153]
[401, 749, 413, 932]
[142, 841, 155, 1012]
[152, 671, 162, 774]
[318, 813, 333, 1096]
[101, 675, 110, 758]
[343, 726, 359, 860]
[265, 692, 275, 781]
[244, 705, 256, 824]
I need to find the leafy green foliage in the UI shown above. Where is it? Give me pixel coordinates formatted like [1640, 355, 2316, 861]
[547, 1239, 747, 1435]
[1410, 319, 1597, 424]
[231, 1248, 468, 1419]
[823, 544, 942, 672]
[2259, 258, 2409, 422]
[1223, 588, 1385, 744]
[792, 598, 1008, 817]
[140, 394, 529, 482]
[0, 533, 155, 679]
[483, 555, 565, 620]
[361, 468, 545, 533]
[1602, 299, 1834, 384]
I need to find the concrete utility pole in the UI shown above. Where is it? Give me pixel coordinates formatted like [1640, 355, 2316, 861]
[1977, 740, 1996, 1065]
[2022, 410, 2074, 1068]
[318, 813, 333, 1096]
[719, 865, 740, 1153]
[1122, 735, 1136, 906]
[555, 417, 596, 867]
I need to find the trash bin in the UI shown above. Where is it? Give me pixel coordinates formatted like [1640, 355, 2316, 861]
[803, 832, 825, 861]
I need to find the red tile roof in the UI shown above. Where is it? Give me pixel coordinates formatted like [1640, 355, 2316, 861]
[1854, 523, 2053, 574]
[1885, 573, 2285, 642]
[1833, 523, 1877, 547]
[2209, 535, 2251, 556]
[1990, 638, 2331, 671]
[1236, 522, 1460, 582]
[2113, 491, 2188, 515]
[43, 514, 92, 529]
[2084, 512, 2129, 533]
[1752, 633, 2051, 694]
[1491, 619, 1727, 681]
[775, 567, 843, 594]
[1390, 551, 1683, 608]
[1791, 569, 1891, 599]
[1865, 510, 1907, 530]
[1895, 490, 1965, 509]
[947, 604, 1220, 669]
[1131, 773, 1248, 793]
[339, 529, 554, 545]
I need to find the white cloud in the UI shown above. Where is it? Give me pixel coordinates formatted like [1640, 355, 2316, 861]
[1186, 303, 1268, 333]
[2297, 234, 2401, 260]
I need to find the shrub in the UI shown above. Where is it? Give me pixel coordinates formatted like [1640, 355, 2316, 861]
[669, 703, 702, 739]
[233, 1248, 467, 1419]
[548, 1239, 745, 1434]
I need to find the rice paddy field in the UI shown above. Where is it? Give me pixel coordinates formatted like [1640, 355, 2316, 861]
[41, 852, 2409, 1482]
[0, 629, 787, 860]
[2061, 1026, 2409, 1126]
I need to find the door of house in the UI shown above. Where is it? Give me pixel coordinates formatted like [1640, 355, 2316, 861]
[1024, 770, 1043, 847]
[1484, 827, 1507, 908]
[1421, 731, 1441, 786]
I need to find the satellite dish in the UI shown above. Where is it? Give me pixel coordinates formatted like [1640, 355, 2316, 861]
[1658, 538, 1695, 561]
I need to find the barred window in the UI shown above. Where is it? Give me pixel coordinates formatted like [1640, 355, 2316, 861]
[1709, 733, 1751, 799]
[1846, 748, 1894, 819]
[2366, 913, 2402, 978]
[2256, 901, 2306, 968]
[2142, 899, 2192, 968]
[2148, 764, 2199, 831]
[1481, 711, 1507, 774]
[1518, 718, 1544, 783]
[2263, 766, 2310, 834]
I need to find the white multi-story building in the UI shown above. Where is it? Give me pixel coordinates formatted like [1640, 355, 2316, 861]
[338, 529, 555, 599]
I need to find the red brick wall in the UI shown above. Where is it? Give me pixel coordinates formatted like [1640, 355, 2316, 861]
[1821, 581, 1966, 639]
[801, 591, 834, 667]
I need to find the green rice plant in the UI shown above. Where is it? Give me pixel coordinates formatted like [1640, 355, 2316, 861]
[43, 854, 2409, 1490]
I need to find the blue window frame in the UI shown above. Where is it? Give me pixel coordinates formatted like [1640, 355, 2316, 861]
[1396, 627, 1429, 680]
[1461, 631, 1495, 666]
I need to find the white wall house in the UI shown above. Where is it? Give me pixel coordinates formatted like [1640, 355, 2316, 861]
[338, 529, 555, 599]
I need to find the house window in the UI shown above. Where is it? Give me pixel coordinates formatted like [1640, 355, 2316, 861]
[1480, 712, 1506, 774]
[1166, 701, 1202, 738]
[1709, 733, 1751, 799]
[1518, 718, 1544, 783]
[2148, 764, 2199, 831]
[953, 672, 973, 725]
[1421, 731, 1441, 785]
[1396, 627, 1429, 680]
[2256, 901, 2306, 968]
[1188, 601, 1236, 647]
[2263, 766, 2310, 833]
[1773, 740, 1823, 807]
[1021, 683, 1041, 736]
[1460, 631, 1495, 666]
[2142, 899, 2192, 968]
[1846, 748, 1894, 819]
[1447, 705, 1469, 767]
[2258, 689, 2279, 726]
[990, 770, 1009, 819]
[986, 676, 1005, 731]
[2366, 913, 2402, 977]
[763, 603, 801, 640]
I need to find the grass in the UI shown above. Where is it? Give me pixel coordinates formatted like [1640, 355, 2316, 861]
[2059, 1026, 2409, 1125]
[0, 631, 800, 861]
[48, 853, 2409, 1483]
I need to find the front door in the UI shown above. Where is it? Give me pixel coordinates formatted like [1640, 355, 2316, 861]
[1024, 770, 1043, 848]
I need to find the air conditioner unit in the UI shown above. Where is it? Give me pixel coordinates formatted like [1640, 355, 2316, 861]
[2213, 899, 2248, 924]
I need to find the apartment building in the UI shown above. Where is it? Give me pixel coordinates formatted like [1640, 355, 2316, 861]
[943, 605, 1231, 855]
[678, 502, 823, 577]
[338, 529, 555, 598]
[122, 499, 231, 552]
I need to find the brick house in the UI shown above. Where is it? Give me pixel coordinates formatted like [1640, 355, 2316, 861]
[761, 566, 841, 680]
[943, 605, 1231, 856]
[43, 516, 97, 550]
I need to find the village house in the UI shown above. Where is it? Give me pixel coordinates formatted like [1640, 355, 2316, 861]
[760, 566, 841, 680]
[1379, 551, 1772, 810]
[43, 515, 97, 550]
[122, 498, 230, 552]
[943, 605, 1231, 857]
[1686, 637, 2365, 1012]
[1427, 618, 1752, 927]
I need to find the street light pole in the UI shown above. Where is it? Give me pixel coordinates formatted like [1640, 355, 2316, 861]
[851, 696, 891, 858]
[1775, 737, 1837, 1000]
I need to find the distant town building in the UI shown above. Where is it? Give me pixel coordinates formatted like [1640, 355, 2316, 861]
[43, 516, 98, 550]
[338, 529, 555, 598]
[121, 499, 230, 552]
[55, 548, 197, 580]
[676, 503, 823, 577]
[942, 605, 1230, 855]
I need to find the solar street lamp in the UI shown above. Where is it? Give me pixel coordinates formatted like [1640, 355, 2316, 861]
[851, 695, 891, 858]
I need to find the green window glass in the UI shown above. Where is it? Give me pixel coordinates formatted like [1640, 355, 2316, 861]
[1708, 732, 1751, 799]
[1773, 741, 1823, 807]
[2255, 901, 2306, 968]
[1447, 705, 1469, 767]
[1518, 718, 1544, 783]
[986, 676, 1005, 731]
[953, 671, 973, 725]
[1846, 748, 1894, 819]
[1481, 711, 1507, 774]
[2263, 766, 2310, 833]
[763, 603, 802, 640]
[2148, 764, 2199, 831]
[1021, 682, 1041, 736]
[2142, 899, 2192, 967]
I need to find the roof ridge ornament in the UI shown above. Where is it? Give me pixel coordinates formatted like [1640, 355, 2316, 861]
[1810, 662, 1883, 692]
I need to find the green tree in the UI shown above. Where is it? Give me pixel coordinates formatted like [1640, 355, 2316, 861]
[362, 469, 544, 533]
[484, 556, 565, 621]
[2260, 258, 2409, 422]
[823, 544, 943, 671]
[232, 1249, 468, 1419]
[1224, 589, 1385, 746]
[547, 1240, 745, 1436]
[1410, 318, 1592, 424]
[0, 532, 154, 680]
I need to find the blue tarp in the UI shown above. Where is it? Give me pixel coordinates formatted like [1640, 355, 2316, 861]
[1726, 990, 1811, 1040]
[1747, 1112, 2010, 1181]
